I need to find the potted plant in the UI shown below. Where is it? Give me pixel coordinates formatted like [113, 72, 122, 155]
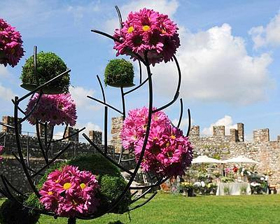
[20, 51, 70, 93]
[104, 59, 134, 87]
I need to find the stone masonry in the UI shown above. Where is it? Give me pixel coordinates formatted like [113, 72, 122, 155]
[109, 117, 280, 188]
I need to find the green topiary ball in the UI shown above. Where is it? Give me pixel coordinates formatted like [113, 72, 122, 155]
[20, 51, 70, 93]
[0, 198, 40, 224]
[104, 59, 134, 87]
[26, 154, 131, 216]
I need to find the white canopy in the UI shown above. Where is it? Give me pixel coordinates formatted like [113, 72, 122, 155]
[224, 155, 258, 164]
[192, 155, 224, 164]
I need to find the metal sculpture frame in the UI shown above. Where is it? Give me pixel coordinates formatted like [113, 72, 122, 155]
[0, 6, 191, 224]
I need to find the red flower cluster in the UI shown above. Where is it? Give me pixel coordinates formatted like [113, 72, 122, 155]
[0, 18, 24, 67]
[113, 8, 180, 65]
[121, 107, 193, 177]
[40, 165, 99, 217]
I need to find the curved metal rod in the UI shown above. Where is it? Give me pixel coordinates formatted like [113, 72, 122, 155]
[177, 98, 183, 128]
[153, 56, 181, 113]
[82, 133, 133, 175]
[118, 87, 126, 164]
[35, 121, 48, 164]
[91, 30, 119, 42]
[18, 69, 71, 103]
[128, 191, 157, 212]
[87, 95, 123, 115]
[14, 96, 40, 198]
[124, 75, 150, 96]
[129, 176, 169, 190]
[115, 6, 123, 29]
[153, 91, 179, 113]
[0, 122, 14, 129]
[104, 51, 154, 214]
[1, 175, 26, 198]
[30, 143, 72, 178]
[138, 60, 143, 84]
[12, 152, 43, 176]
[0, 176, 19, 201]
[20, 92, 43, 124]
[97, 75, 108, 154]
[186, 109, 191, 137]
[51, 127, 85, 143]
[91, 30, 146, 65]
[130, 187, 153, 204]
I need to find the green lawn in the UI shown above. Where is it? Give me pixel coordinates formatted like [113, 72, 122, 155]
[36, 193, 280, 224]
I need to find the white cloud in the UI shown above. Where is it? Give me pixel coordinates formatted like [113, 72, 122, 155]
[152, 23, 273, 105]
[0, 83, 15, 101]
[249, 11, 280, 48]
[0, 65, 11, 78]
[104, 0, 179, 34]
[69, 86, 100, 111]
[202, 115, 237, 136]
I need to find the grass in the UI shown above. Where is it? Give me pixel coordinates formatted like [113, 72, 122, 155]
[2, 193, 280, 223]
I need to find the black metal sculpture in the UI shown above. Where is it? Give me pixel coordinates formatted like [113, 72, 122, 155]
[0, 6, 191, 224]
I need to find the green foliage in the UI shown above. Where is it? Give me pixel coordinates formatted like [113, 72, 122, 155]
[34, 194, 280, 224]
[104, 59, 134, 87]
[26, 154, 131, 215]
[20, 51, 70, 93]
[0, 197, 40, 224]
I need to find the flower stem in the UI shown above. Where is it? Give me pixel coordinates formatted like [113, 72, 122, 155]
[68, 217, 76, 224]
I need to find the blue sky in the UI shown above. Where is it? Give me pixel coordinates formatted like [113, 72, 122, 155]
[0, 0, 280, 141]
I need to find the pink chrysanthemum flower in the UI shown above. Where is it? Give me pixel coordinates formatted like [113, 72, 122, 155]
[40, 165, 99, 217]
[0, 18, 24, 67]
[121, 107, 193, 177]
[26, 93, 77, 126]
[0, 146, 4, 161]
[113, 8, 180, 65]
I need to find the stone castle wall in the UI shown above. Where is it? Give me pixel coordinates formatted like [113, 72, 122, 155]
[188, 124, 280, 185]
[109, 118, 280, 186]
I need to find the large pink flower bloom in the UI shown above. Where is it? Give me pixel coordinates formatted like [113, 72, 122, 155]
[121, 107, 193, 177]
[113, 8, 180, 65]
[0, 18, 24, 67]
[26, 93, 77, 126]
[40, 165, 99, 217]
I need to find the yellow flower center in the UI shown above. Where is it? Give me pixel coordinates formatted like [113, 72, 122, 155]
[48, 191, 53, 195]
[142, 25, 150, 32]
[166, 142, 170, 147]
[80, 183, 86, 189]
[128, 26, 134, 33]
[170, 135, 176, 140]
[63, 182, 71, 190]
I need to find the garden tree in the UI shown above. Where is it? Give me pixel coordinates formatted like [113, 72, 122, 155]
[0, 6, 193, 224]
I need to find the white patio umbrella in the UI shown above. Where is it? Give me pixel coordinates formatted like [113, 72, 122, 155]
[224, 155, 258, 164]
[192, 155, 224, 164]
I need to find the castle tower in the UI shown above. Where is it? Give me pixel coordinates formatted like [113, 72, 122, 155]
[230, 129, 238, 142]
[237, 123, 244, 142]
[253, 128, 270, 142]
[2, 116, 22, 134]
[111, 117, 123, 153]
[64, 127, 79, 142]
[89, 130, 102, 144]
[213, 126, 225, 137]
[189, 126, 200, 138]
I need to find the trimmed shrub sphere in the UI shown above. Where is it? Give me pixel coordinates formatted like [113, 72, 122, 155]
[104, 59, 134, 87]
[20, 52, 70, 93]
